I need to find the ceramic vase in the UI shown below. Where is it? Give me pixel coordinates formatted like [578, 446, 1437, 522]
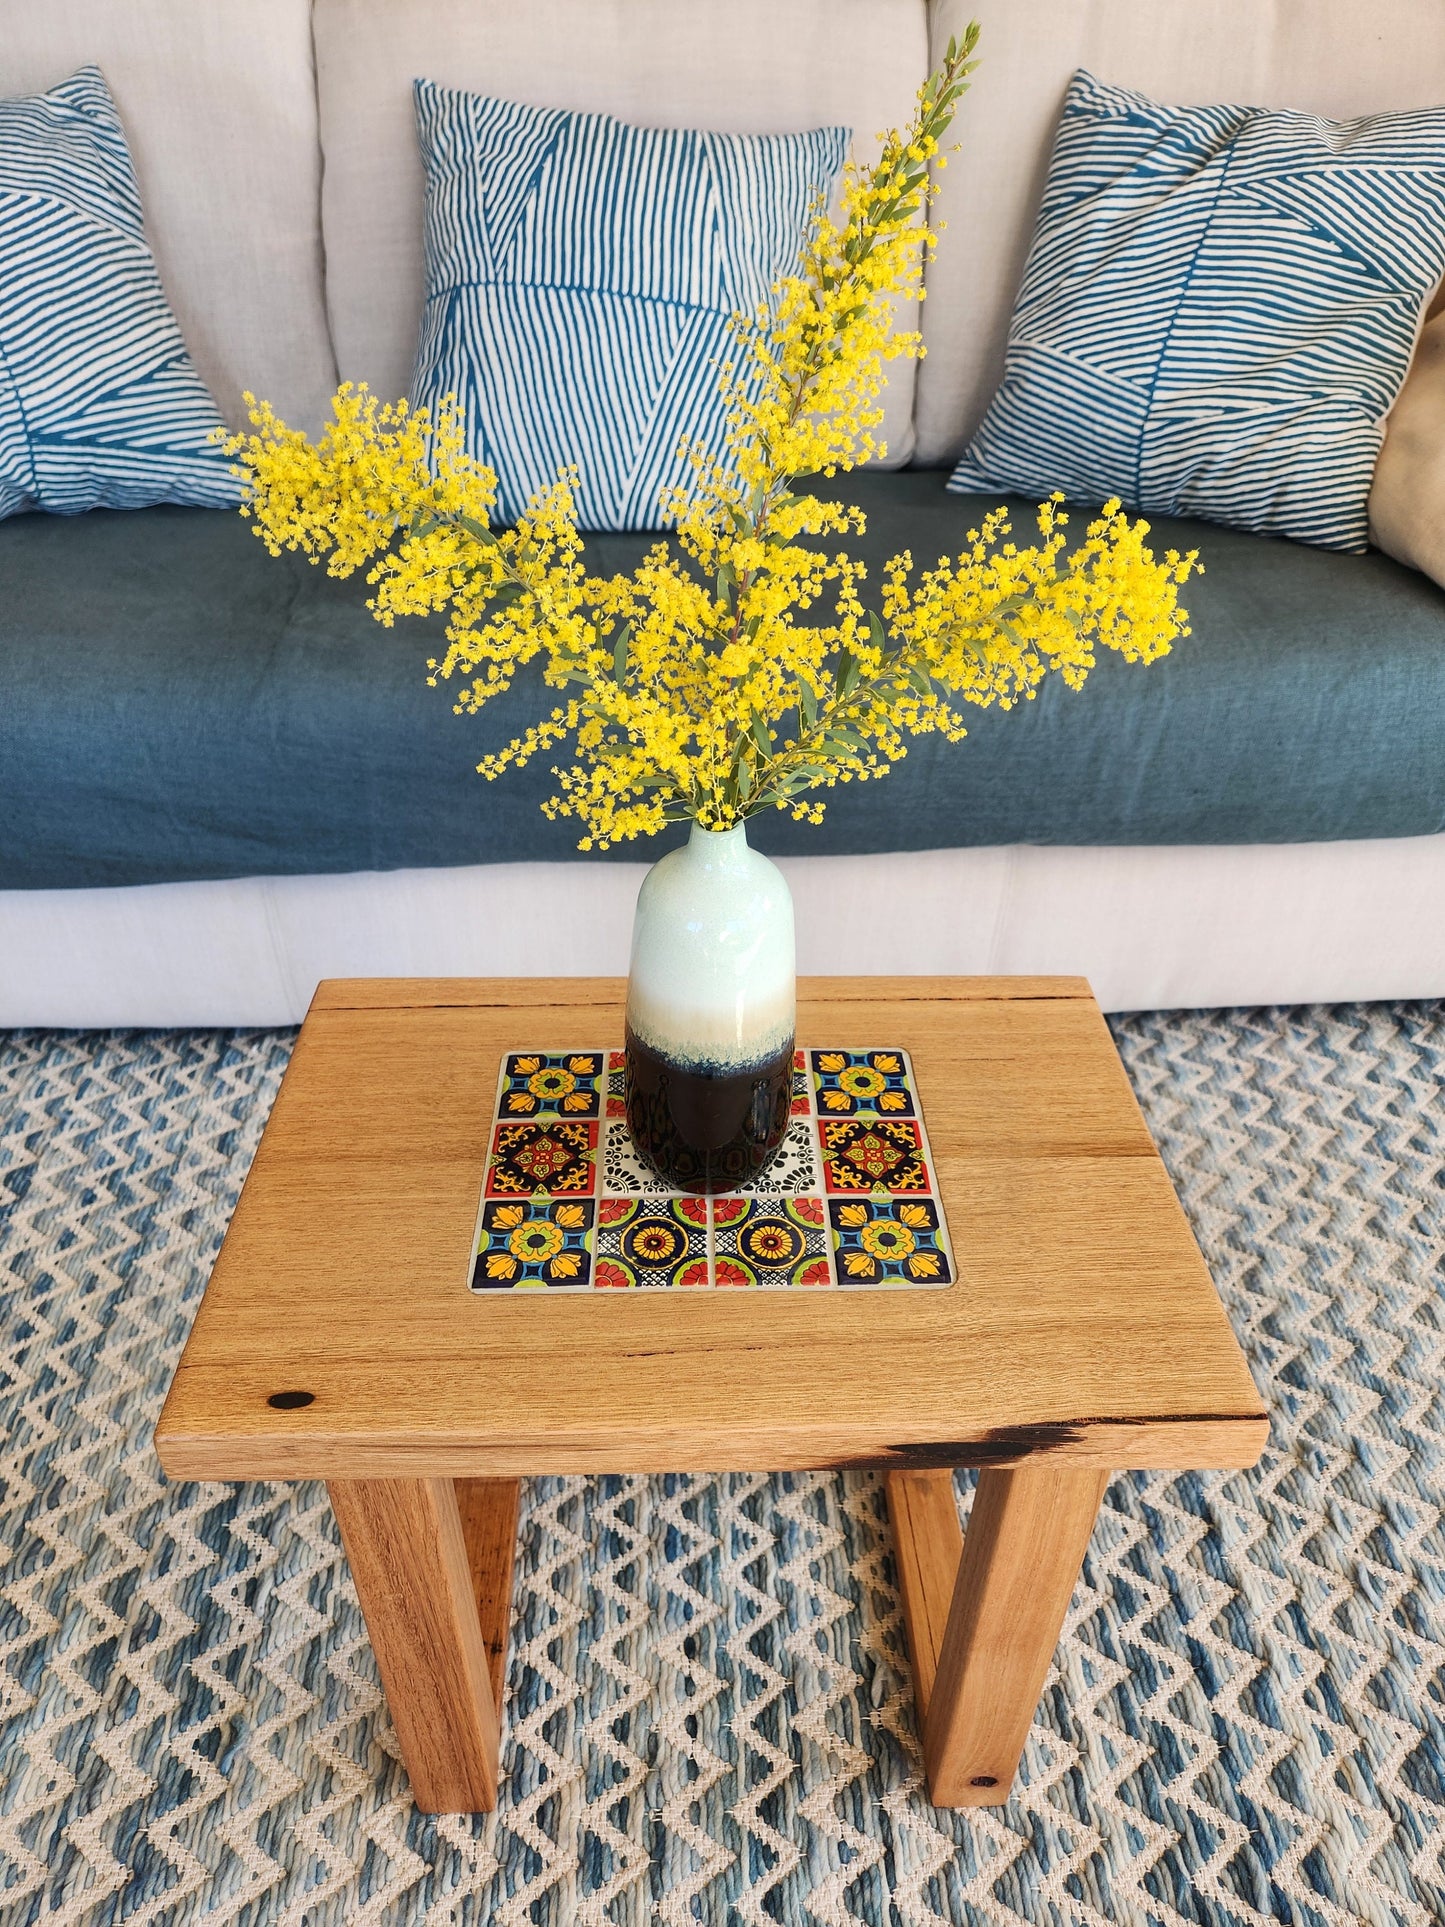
[624, 819, 796, 1193]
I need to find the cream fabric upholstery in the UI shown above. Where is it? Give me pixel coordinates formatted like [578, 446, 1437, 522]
[1370, 289, 1445, 587]
[0, 0, 337, 435]
[917, 0, 1445, 466]
[4, 836, 1444, 1026]
[312, 0, 929, 469]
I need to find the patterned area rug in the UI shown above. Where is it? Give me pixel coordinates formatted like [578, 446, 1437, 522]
[1, 1005, 1443, 1925]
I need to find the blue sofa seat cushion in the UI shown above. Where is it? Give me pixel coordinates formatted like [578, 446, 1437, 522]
[2, 470, 1443, 889]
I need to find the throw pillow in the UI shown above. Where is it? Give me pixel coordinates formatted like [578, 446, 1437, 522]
[0, 66, 240, 520]
[948, 70, 1445, 553]
[410, 80, 847, 531]
[1369, 286, 1445, 586]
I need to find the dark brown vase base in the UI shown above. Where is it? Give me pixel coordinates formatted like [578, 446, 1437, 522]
[624, 1026, 794, 1194]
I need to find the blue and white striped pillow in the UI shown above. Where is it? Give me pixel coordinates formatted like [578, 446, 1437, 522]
[411, 81, 847, 532]
[0, 67, 239, 521]
[949, 71, 1445, 553]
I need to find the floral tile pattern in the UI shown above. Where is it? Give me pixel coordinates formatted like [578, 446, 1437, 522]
[711, 1196, 832, 1288]
[829, 1197, 952, 1286]
[819, 1118, 930, 1194]
[473, 1199, 595, 1289]
[594, 1197, 710, 1289]
[810, 1047, 915, 1117]
[498, 1050, 606, 1119]
[472, 1045, 953, 1291]
[486, 1119, 598, 1197]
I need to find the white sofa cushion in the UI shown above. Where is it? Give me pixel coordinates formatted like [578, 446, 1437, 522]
[0, 0, 337, 435]
[918, 0, 1445, 467]
[313, 0, 929, 472]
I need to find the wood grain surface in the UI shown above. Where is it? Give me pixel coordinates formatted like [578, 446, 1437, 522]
[155, 977, 1269, 1481]
[920, 1463, 1111, 1806]
[455, 1478, 521, 1714]
[886, 1469, 966, 1719]
[327, 1477, 502, 1812]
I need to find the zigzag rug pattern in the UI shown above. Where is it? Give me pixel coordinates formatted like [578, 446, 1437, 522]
[0, 1006, 1442, 1923]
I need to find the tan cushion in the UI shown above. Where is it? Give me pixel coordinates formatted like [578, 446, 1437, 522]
[313, 0, 928, 468]
[1370, 288, 1445, 584]
[919, 0, 1445, 467]
[0, 0, 336, 434]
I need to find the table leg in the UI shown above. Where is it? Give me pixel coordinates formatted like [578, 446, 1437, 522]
[887, 1463, 1109, 1806]
[329, 1476, 521, 1813]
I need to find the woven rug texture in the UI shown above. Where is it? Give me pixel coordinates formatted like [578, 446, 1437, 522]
[0, 1004, 1442, 1925]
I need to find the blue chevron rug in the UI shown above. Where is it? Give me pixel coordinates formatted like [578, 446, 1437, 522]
[1, 1005, 1442, 1925]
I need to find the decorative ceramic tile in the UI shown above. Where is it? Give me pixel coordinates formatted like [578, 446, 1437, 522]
[790, 1048, 811, 1117]
[473, 1199, 595, 1290]
[498, 1050, 606, 1119]
[594, 1197, 710, 1289]
[810, 1047, 915, 1117]
[605, 1049, 627, 1120]
[711, 1196, 832, 1288]
[818, 1118, 930, 1194]
[487, 1119, 599, 1197]
[600, 1116, 676, 1195]
[828, 1197, 953, 1288]
[736, 1116, 822, 1195]
[471, 1044, 953, 1292]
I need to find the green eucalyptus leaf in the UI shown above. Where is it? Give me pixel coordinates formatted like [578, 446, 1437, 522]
[459, 515, 498, 546]
[799, 680, 818, 729]
[737, 756, 754, 801]
[613, 622, 633, 681]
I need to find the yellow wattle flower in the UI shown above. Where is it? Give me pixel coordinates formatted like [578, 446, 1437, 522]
[218, 27, 1200, 852]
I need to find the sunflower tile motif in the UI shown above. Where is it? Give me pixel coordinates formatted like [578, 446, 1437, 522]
[487, 1119, 599, 1197]
[810, 1047, 915, 1117]
[594, 1197, 710, 1289]
[829, 1197, 952, 1287]
[498, 1051, 605, 1119]
[472, 1199, 594, 1290]
[711, 1196, 833, 1288]
[818, 1117, 929, 1194]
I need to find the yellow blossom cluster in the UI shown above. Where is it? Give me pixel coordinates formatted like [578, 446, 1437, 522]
[220, 26, 1200, 851]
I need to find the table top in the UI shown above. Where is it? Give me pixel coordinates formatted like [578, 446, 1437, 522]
[154, 976, 1269, 1481]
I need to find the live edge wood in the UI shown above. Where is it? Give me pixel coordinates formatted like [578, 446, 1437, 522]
[154, 976, 1268, 1484]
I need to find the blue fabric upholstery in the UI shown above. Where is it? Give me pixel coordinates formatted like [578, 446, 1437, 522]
[2, 470, 1444, 890]
[949, 71, 1445, 553]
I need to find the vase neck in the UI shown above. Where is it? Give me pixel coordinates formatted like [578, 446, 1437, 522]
[686, 818, 750, 871]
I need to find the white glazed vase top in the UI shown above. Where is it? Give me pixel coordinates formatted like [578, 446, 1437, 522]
[625, 820, 796, 1074]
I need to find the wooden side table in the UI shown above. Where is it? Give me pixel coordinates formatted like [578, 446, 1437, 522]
[154, 976, 1268, 1812]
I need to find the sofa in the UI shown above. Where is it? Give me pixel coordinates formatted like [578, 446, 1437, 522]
[3, 0, 1444, 1026]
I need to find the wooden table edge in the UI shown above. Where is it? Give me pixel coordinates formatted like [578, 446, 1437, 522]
[152, 1404, 1270, 1484]
[306, 973, 1098, 1012]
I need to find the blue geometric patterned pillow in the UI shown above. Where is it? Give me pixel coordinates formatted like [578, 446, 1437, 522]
[411, 81, 847, 531]
[0, 67, 239, 521]
[949, 71, 1445, 552]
